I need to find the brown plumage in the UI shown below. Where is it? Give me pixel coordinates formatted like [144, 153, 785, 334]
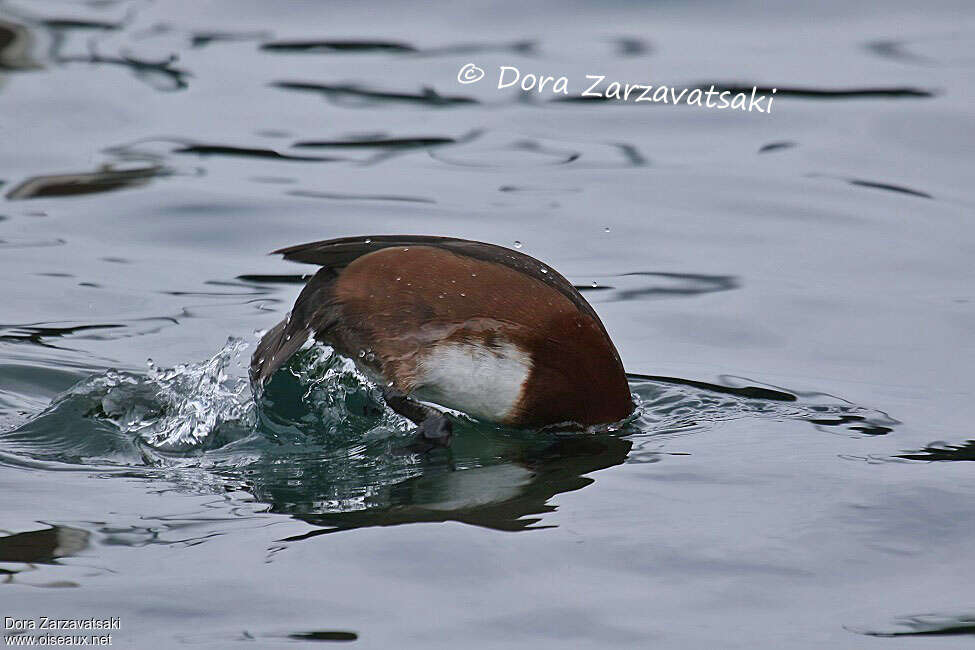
[251, 235, 633, 428]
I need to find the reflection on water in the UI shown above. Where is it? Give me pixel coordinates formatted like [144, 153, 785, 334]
[277, 435, 633, 537]
[898, 439, 975, 461]
[0, 525, 89, 564]
[172, 143, 337, 162]
[261, 37, 536, 58]
[261, 39, 417, 54]
[851, 611, 975, 637]
[0, 18, 39, 70]
[0, 526, 89, 586]
[5, 166, 167, 200]
[695, 83, 937, 99]
[271, 81, 478, 107]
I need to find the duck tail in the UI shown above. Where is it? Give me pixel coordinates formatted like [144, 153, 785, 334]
[249, 268, 338, 389]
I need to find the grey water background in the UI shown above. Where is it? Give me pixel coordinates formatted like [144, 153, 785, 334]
[1, 0, 974, 647]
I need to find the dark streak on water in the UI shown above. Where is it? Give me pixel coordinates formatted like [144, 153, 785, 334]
[6, 167, 167, 200]
[758, 140, 797, 153]
[287, 631, 359, 642]
[287, 190, 435, 203]
[697, 83, 938, 98]
[271, 81, 479, 106]
[846, 178, 932, 199]
[236, 274, 311, 285]
[173, 144, 338, 162]
[292, 136, 459, 149]
[262, 39, 417, 54]
[853, 613, 975, 637]
[899, 440, 975, 461]
[61, 53, 189, 90]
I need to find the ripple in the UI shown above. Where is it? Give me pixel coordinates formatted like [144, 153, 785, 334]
[235, 274, 310, 285]
[898, 439, 975, 461]
[587, 272, 740, 303]
[287, 189, 435, 204]
[808, 174, 934, 199]
[1, 339, 900, 534]
[261, 39, 417, 54]
[61, 52, 189, 91]
[271, 81, 477, 107]
[428, 133, 647, 169]
[0, 19, 41, 70]
[0, 318, 179, 349]
[0, 237, 66, 249]
[190, 30, 270, 48]
[850, 611, 975, 637]
[696, 83, 937, 99]
[865, 39, 933, 65]
[287, 631, 358, 642]
[865, 32, 975, 67]
[292, 135, 459, 149]
[173, 144, 338, 162]
[846, 178, 932, 199]
[613, 36, 651, 57]
[758, 141, 797, 153]
[41, 18, 119, 32]
[628, 374, 897, 437]
[5, 166, 167, 200]
[0, 323, 125, 348]
[261, 37, 535, 58]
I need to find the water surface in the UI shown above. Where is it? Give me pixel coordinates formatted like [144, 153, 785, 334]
[2, 0, 974, 647]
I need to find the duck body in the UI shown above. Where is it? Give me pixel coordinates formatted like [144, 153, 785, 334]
[251, 236, 633, 429]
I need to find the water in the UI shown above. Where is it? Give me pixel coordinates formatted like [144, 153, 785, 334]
[1, 0, 974, 647]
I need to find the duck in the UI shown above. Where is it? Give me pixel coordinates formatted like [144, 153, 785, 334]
[250, 235, 633, 448]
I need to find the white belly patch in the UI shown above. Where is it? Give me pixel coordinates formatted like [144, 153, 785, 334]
[412, 341, 532, 423]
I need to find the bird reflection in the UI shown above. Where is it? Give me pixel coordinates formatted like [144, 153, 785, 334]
[0, 525, 89, 584]
[255, 434, 632, 540]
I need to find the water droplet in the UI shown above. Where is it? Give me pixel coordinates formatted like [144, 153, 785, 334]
[540, 268, 548, 274]
[450, 279, 456, 284]
[471, 273, 477, 277]
[592, 281, 598, 287]
[603, 227, 611, 233]
[460, 292, 466, 297]
[513, 241, 522, 249]
[395, 276, 401, 281]
[358, 350, 366, 358]
[402, 247, 409, 252]
[365, 238, 372, 244]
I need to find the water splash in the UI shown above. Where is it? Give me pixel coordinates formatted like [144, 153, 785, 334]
[2, 338, 897, 468]
[0, 338, 258, 466]
[0, 340, 899, 530]
[138, 337, 254, 450]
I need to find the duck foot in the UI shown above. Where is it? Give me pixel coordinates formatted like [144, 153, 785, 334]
[383, 388, 453, 452]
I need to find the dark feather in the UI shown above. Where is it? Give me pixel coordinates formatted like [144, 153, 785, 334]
[249, 268, 338, 388]
[272, 235, 603, 328]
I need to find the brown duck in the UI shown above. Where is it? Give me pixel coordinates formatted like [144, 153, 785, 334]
[251, 236, 633, 448]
